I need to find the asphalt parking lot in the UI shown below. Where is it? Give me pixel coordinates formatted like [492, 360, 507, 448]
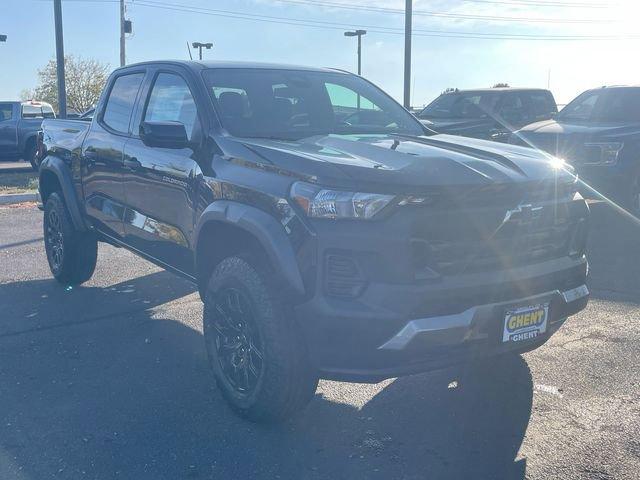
[1, 201, 639, 480]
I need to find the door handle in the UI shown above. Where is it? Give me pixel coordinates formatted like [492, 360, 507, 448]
[124, 157, 141, 170]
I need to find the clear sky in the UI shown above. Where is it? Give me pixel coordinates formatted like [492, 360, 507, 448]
[1, 0, 639, 107]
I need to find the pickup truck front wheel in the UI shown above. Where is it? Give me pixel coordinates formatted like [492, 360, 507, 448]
[203, 255, 318, 422]
[44, 192, 98, 285]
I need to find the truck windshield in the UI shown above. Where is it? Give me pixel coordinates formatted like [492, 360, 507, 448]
[419, 92, 498, 119]
[203, 68, 424, 140]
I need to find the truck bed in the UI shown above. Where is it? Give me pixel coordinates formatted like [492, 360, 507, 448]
[41, 118, 90, 157]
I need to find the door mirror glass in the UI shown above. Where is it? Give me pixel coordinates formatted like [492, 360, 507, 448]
[139, 121, 188, 149]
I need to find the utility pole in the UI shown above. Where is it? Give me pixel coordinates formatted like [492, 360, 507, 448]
[53, 0, 67, 118]
[192, 42, 213, 60]
[344, 30, 366, 76]
[403, 0, 412, 109]
[120, 0, 125, 66]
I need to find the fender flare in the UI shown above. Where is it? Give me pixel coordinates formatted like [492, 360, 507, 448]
[39, 155, 87, 231]
[195, 200, 305, 296]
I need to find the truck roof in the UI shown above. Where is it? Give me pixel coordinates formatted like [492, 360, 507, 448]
[115, 60, 347, 74]
[443, 87, 551, 94]
[585, 85, 640, 91]
[0, 100, 54, 107]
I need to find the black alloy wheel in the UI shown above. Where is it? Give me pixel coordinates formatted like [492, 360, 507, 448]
[210, 287, 265, 395]
[45, 207, 64, 273]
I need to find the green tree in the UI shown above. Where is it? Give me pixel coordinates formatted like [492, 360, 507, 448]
[25, 55, 110, 114]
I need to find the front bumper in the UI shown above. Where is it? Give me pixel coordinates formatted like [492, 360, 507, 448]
[296, 256, 588, 382]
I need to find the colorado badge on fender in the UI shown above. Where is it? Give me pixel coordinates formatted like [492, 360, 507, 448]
[502, 303, 549, 343]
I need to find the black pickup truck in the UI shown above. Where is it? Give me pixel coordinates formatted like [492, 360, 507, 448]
[417, 88, 558, 142]
[38, 61, 589, 422]
[511, 86, 640, 213]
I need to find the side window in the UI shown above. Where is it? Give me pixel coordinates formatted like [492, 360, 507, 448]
[144, 73, 199, 141]
[102, 73, 145, 134]
[22, 104, 43, 119]
[0, 103, 13, 121]
[528, 92, 556, 119]
[42, 105, 56, 119]
[497, 93, 526, 123]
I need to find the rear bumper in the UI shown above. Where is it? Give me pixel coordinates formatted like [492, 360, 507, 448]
[295, 256, 588, 382]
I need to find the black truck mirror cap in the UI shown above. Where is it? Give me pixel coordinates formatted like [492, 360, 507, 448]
[139, 121, 188, 149]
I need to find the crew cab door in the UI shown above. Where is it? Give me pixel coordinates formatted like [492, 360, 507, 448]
[122, 68, 205, 276]
[0, 103, 18, 155]
[81, 71, 146, 238]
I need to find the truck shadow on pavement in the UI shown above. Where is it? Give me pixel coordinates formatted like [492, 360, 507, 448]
[587, 201, 640, 303]
[0, 273, 533, 480]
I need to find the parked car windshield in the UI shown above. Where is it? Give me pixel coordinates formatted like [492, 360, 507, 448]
[203, 68, 424, 140]
[557, 91, 601, 122]
[559, 89, 640, 123]
[418, 91, 499, 119]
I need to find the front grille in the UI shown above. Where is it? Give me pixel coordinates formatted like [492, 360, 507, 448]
[409, 184, 583, 277]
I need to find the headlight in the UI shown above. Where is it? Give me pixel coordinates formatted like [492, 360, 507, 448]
[583, 142, 623, 165]
[291, 182, 394, 219]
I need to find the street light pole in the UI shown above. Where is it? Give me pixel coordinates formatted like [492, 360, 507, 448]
[192, 42, 213, 61]
[53, 0, 67, 118]
[120, 0, 125, 66]
[403, 0, 412, 109]
[344, 29, 366, 76]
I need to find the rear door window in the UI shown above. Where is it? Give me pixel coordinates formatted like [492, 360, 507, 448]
[0, 103, 13, 121]
[102, 73, 145, 134]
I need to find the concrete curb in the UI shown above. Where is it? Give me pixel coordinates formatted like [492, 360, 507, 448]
[0, 193, 38, 205]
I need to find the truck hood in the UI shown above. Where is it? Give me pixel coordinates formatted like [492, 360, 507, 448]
[419, 117, 492, 136]
[517, 119, 640, 137]
[228, 133, 569, 193]
[514, 119, 640, 161]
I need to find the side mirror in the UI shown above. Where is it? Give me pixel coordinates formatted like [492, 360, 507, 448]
[139, 121, 188, 149]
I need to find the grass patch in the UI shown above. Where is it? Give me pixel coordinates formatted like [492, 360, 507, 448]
[0, 172, 39, 195]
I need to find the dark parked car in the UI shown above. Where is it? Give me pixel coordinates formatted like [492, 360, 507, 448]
[0, 100, 55, 169]
[417, 88, 558, 142]
[511, 86, 640, 213]
[38, 61, 589, 421]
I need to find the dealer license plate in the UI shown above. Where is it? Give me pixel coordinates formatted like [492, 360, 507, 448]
[502, 303, 549, 343]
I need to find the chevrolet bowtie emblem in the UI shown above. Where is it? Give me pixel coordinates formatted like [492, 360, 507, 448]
[503, 204, 544, 225]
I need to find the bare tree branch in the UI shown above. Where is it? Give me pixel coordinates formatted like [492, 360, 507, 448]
[31, 55, 110, 114]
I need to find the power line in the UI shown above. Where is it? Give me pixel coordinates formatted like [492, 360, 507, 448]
[269, 0, 615, 23]
[33, 0, 637, 41]
[48, 0, 618, 23]
[130, 0, 640, 41]
[456, 0, 617, 8]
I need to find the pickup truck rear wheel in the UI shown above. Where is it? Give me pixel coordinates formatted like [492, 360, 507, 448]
[25, 141, 39, 170]
[44, 192, 97, 285]
[203, 255, 318, 422]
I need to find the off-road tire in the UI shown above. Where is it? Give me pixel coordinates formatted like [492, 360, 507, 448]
[203, 255, 318, 422]
[43, 192, 97, 285]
